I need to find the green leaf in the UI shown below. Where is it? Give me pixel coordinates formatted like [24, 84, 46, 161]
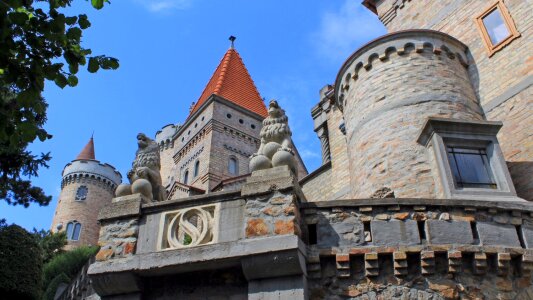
[54, 74, 68, 88]
[91, 0, 104, 9]
[9, 12, 28, 25]
[68, 63, 79, 74]
[65, 16, 77, 25]
[67, 75, 78, 87]
[78, 14, 91, 29]
[88, 57, 99, 73]
[66, 27, 82, 41]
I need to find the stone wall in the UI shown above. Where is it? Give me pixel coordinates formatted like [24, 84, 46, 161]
[303, 198, 533, 299]
[371, 0, 533, 201]
[300, 163, 333, 202]
[487, 85, 533, 201]
[336, 30, 484, 199]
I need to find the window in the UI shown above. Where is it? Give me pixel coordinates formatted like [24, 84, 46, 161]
[226, 113, 232, 119]
[194, 161, 200, 177]
[239, 119, 244, 124]
[417, 118, 519, 201]
[66, 221, 82, 241]
[475, 1, 520, 56]
[228, 157, 238, 175]
[75, 186, 88, 201]
[183, 170, 189, 185]
[251, 124, 256, 129]
[447, 147, 496, 189]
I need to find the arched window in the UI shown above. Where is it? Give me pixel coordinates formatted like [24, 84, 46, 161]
[184, 170, 189, 185]
[75, 186, 88, 201]
[194, 161, 200, 177]
[66, 221, 82, 241]
[228, 157, 238, 175]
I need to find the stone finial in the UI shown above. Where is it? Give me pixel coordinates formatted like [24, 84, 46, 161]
[115, 133, 166, 202]
[249, 100, 297, 174]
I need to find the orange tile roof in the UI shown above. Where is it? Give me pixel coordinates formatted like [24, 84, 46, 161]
[76, 136, 95, 160]
[190, 48, 268, 118]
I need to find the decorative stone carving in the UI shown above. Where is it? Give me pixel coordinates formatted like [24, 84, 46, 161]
[116, 133, 166, 202]
[158, 204, 218, 250]
[370, 187, 395, 198]
[249, 100, 297, 174]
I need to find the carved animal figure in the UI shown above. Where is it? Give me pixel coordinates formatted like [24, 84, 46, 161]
[250, 100, 297, 173]
[116, 133, 166, 202]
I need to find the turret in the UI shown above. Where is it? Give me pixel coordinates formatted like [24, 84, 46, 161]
[50, 136, 122, 250]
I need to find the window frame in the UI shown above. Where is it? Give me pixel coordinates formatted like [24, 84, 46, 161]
[228, 156, 238, 175]
[417, 118, 519, 201]
[475, 0, 520, 57]
[75, 185, 88, 201]
[183, 170, 189, 185]
[66, 221, 82, 241]
[193, 160, 200, 177]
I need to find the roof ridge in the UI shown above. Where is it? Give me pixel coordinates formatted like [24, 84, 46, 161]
[213, 49, 233, 94]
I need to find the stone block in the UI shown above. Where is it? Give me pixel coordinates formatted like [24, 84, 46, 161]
[317, 218, 364, 247]
[248, 275, 307, 300]
[371, 220, 420, 246]
[426, 220, 473, 245]
[98, 195, 142, 221]
[477, 222, 521, 247]
[521, 224, 533, 249]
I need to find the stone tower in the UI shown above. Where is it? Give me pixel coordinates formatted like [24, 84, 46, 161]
[155, 42, 307, 198]
[50, 137, 122, 250]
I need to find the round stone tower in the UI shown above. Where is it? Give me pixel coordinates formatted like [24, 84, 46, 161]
[50, 137, 122, 250]
[335, 30, 485, 199]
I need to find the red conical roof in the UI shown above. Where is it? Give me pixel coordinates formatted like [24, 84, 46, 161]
[190, 48, 268, 118]
[76, 136, 95, 160]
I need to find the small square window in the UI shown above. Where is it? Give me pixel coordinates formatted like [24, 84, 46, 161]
[475, 1, 520, 56]
[417, 118, 521, 201]
[446, 147, 497, 189]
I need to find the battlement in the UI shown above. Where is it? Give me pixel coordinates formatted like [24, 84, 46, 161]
[62, 159, 122, 189]
[155, 123, 180, 150]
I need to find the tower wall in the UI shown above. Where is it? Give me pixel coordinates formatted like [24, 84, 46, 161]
[336, 30, 484, 198]
[370, 0, 533, 200]
[51, 160, 121, 250]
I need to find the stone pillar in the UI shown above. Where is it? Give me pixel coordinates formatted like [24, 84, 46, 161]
[334, 30, 485, 198]
[88, 194, 144, 299]
[316, 126, 331, 164]
[241, 166, 308, 300]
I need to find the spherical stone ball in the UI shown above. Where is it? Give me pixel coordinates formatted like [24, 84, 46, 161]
[131, 178, 153, 199]
[115, 184, 132, 197]
[272, 150, 296, 174]
[263, 142, 281, 159]
[249, 154, 272, 172]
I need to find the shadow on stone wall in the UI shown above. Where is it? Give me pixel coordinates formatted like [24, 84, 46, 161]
[508, 161, 533, 201]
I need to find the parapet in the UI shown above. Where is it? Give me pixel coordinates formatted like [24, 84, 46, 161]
[155, 123, 180, 150]
[62, 159, 122, 189]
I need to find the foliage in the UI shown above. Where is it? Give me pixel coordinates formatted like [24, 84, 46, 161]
[42, 272, 69, 300]
[33, 228, 67, 263]
[42, 245, 98, 291]
[0, 0, 118, 207]
[0, 223, 43, 300]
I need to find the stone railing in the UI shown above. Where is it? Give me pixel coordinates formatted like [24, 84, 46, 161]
[55, 256, 97, 300]
[88, 166, 307, 300]
[302, 198, 533, 299]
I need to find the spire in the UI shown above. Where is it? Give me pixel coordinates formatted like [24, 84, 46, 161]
[76, 135, 95, 160]
[189, 38, 268, 118]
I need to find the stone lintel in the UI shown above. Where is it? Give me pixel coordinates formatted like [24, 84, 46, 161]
[416, 117, 502, 146]
[90, 271, 142, 297]
[98, 195, 143, 222]
[88, 235, 305, 279]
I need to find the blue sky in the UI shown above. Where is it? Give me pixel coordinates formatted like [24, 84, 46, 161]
[1, 0, 386, 231]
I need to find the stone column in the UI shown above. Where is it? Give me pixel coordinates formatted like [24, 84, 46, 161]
[315, 126, 331, 164]
[88, 194, 144, 299]
[241, 166, 308, 300]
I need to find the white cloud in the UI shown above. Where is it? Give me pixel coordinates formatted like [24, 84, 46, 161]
[312, 0, 386, 62]
[134, 0, 192, 13]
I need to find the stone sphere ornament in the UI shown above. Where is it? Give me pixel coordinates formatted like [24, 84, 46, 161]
[249, 154, 272, 172]
[272, 150, 296, 174]
[263, 142, 281, 158]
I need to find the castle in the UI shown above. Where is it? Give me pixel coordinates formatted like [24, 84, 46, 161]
[52, 0, 532, 299]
